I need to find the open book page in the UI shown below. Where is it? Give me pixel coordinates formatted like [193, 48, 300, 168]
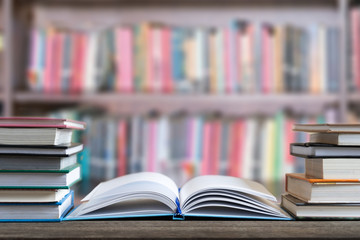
[179, 175, 289, 219]
[67, 172, 179, 219]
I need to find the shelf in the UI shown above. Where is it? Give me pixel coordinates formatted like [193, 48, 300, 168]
[14, 92, 339, 115]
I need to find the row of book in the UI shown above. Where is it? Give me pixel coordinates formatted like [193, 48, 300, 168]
[282, 124, 360, 219]
[50, 109, 328, 192]
[27, 22, 340, 94]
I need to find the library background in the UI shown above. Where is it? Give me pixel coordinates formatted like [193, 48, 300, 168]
[0, 0, 357, 197]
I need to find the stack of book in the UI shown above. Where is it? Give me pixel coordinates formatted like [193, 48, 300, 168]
[0, 117, 85, 221]
[281, 123, 360, 219]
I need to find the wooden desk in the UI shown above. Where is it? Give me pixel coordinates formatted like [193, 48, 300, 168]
[1, 220, 360, 239]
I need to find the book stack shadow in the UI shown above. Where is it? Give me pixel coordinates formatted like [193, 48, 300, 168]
[0, 118, 85, 222]
[281, 123, 360, 219]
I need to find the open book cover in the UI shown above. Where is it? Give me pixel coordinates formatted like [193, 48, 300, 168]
[65, 172, 291, 221]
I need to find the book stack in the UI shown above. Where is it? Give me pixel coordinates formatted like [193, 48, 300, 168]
[0, 117, 85, 222]
[281, 123, 360, 219]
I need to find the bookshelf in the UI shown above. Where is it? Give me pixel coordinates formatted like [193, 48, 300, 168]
[5, 0, 347, 119]
[0, 0, 355, 192]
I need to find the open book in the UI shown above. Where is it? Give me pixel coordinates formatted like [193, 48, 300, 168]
[65, 172, 290, 220]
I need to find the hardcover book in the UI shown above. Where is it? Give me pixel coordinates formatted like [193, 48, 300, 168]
[65, 172, 291, 221]
[0, 164, 81, 189]
[0, 191, 74, 222]
[305, 158, 360, 179]
[290, 143, 360, 158]
[293, 123, 360, 133]
[286, 173, 360, 203]
[0, 143, 83, 156]
[0, 128, 73, 146]
[0, 154, 77, 171]
[281, 194, 360, 219]
[0, 117, 86, 130]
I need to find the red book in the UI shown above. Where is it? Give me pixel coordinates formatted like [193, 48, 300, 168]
[117, 120, 127, 176]
[70, 33, 81, 94]
[162, 27, 174, 93]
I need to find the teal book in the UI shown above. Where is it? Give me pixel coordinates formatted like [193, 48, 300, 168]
[0, 191, 74, 222]
[65, 172, 291, 221]
[0, 164, 81, 189]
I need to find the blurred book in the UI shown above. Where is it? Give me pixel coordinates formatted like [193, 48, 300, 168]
[27, 21, 340, 94]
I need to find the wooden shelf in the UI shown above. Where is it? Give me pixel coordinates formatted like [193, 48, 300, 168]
[14, 92, 339, 115]
[0, 220, 359, 239]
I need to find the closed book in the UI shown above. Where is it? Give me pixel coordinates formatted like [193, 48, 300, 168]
[293, 123, 360, 133]
[310, 133, 360, 146]
[0, 128, 73, 146]
[281, 194, 360, 219]
[0, 189, 70, 203]
[286, 173, 360, 203]
[0, 191, 73, 222]
[290, 143, 360, 158]
[0, 154, 77, 171]
[0, 117, 86, 129]
[0, 164, 81, 189]
[0, 143, 83, 157]
[305, 158, 360, 179]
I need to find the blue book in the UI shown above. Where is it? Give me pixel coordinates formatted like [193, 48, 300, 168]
[64, 172, 292, 221]
[0, 191, 74, 222]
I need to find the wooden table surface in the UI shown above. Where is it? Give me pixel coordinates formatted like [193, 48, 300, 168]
[1, 220, 360, 239]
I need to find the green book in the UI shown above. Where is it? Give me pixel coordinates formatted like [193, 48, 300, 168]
[0, 164, 81, 189]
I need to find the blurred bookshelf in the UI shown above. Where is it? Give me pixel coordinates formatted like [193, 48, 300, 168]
[0, 0, 357, 196]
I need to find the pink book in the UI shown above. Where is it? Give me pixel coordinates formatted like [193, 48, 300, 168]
[352, 10, 360, 90]
[53, 33, 63, 94]
[148, 120, 157, 172]
[228, 122, 237, 177]
[117, 120, 127, 176]
[186, 118, 195, 161]
[224, 28, 232, 93]
[145, 27, 154, 92]
[262, 26, 270, 94]
[44, 28, 55, 93]
[285, 119, 295, 167]
[201, 122, 211, 175]
[0, 117, 86, 129]
[115, 27, 134, 93]
[162, 27, 174, 93]
[210, 121, 221, 174]
[236, 29, 242, 93]
[122, 27, 134, 93]
[78, 34, 87, 93]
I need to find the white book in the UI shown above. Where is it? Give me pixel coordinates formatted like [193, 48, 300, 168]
[310, 133, 360, 146]
[0, 128, 72, 146]
[65, 172, 290, 220]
